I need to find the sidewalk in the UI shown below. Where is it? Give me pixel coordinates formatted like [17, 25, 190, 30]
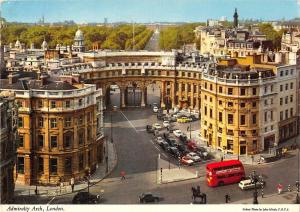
[14, 139, 117, 197]
[156, 155, 199, 184]
[232, 191, 300, 204]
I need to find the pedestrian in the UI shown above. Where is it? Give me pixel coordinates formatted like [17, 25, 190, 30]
[70, 177, 75, 192]
[121, 171, 126, 180]
[277, 183, 283, 194]
[225, 194, 230, 203]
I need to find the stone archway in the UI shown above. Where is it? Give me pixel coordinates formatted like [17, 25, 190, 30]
[146, 81, 161, 107]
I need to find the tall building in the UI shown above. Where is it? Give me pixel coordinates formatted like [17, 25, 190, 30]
[0, 92, 18, 203]
[0, 73, 104, 185]
[233, 8, 239, 28]
[200, 54, 298, 155]
[72, 29, 85, 52]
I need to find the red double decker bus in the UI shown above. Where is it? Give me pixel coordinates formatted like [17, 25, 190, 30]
[206, 160, 245, 187]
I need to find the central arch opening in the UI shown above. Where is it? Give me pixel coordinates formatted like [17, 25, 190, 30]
[146, 83, 161, 107]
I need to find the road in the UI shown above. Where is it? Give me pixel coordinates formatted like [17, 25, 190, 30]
[144, 31, 160, 51]
[47, 108, 300, 204]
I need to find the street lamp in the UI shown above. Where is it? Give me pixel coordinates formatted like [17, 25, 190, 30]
[250, 170, 260, 204]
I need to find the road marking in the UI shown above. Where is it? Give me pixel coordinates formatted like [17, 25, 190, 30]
[137, 129, 146, 132]
[47, 196, 56, 204]
[119, 110, 138, 132]
[162, 153, 168, 157]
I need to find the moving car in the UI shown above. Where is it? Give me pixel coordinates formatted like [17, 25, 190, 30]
[146, 125, 154, 133]
[160, 141, 170, 151]
[173, 129, 183, 137]
[169, 147, 180, 157]
[180, 156, 194, 166]
[196, 147, 208, 159]
[238, 179, 266, 190]
[153, 106, 159, 113]
[163, 120, 170, 128]
[187, 152, 201, 162]
[177, 117, 192, 123]
[152, 123, 162, 130]
[139, 192, 160, 203]
[72, 192, 101, 204]
[155, 136, 164, 145]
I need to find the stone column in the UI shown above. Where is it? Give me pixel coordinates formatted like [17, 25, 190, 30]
[195, 83, 200, 110]
[171, 82, 176, 109]
[160, 81, 166, 108]
[141, 87, 145, 107]
[178, 82, 182, 107]
[191, 83, 194, 109]
[120, 87, 126, 108]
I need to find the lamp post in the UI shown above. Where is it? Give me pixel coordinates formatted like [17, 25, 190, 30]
[250, 170, 259, 204]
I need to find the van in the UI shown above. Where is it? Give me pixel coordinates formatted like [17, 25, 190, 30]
[238, 179, 265, 190]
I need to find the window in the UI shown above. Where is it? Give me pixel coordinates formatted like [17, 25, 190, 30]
[218, 127, 222, 133]
[290, 95, 293, 103]
[280, 98, 283, 105]
[64, 133, 72, 148]
[290, 108, 294, 117]
[204, 95, 207, 100]
[252, 88, 256, 95]
[65, 157, 72, 173]
[228, 88, 233, 95]
[240, 88, 245, 96]
[49, 119, 57, 129]
[280, 71, 283, 76]
[271, 125, 274, 130]
[65, 100, 71, 108]
[264, 112, 268, 122]
[78, 131, 84, 145]
[291, 69, 294, 75]
[264, 86, 267, 93]
[18, 135, 24, 147]
[285, 70, 288, 76]
[253, 140, 257, 150]
[227, 130, 234, 136]
[78, 115, 83, 125]
[38, 100, 43, 108]
[252, 102, 256, 108]
[79, 99, 83, 106]
[285, 96, 288, 104]
[18, 117, 23, 127]
[50, 101, 56, 109]
[252, 130, 257, 136]
[252, 114, 256, 124]
[219, 100, 222, 105]
[204, 82, 207, 89]
[228, 102, 233, 107]
[265, 127, 268, 132]
[50, 158, 58, 175]
[209, 97, 212, 102]
[228, 114, 233, 124]
[38, 117, 44, 128]
[204, 106, 207, 115]
[240, 115, 245, 125]
[219, 86, 223, 93]
[285, 84, 288, 90]
[285, 109, 288, 119]
[264, 99, 268, 106]
[17, 157, 24, 174]
[280, 111, 283, 121]
[271, 98, 273, 105]
[64, 117, 72, 127]
[209, 109, 213, 118]
[210, 84, 213, 91]
[79, 153, 84, 170]
[50, 136, 58, 148]
[38, 135, 44, 147]
[39, 157, 44, 173]
[219, 112, 223, 122]
[240, 102, 245, 108]
[271, 111, 273, 121]
[271, 85, 273, 92]
[280, 85, 283, 92]
[290, 82, 293, 89]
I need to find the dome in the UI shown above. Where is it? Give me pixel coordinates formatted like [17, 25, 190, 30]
[75, 29, 84, 40]
[15, 40, 21, 48]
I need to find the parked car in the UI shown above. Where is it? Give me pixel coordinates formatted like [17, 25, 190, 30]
[157, 114, 165, 120]
[160, 141, 170, 151]
[152, 123, 162, 130]
[163, 120, 170, 128]
[139, 192, 160, 203]
[176, 143, 186, 153]
[190, 115, 199, 121]
[155, 136, 164, 145]
[180, 156, 194, 166]
[179, 135, 188, 143]
[153, 106, 159, 113]
[238, 179, 266, 190]
[146, 125, 154, 133]
[187, 141, 197, 152]
[72, 192, 101, 204]
[169, 147, 180, 157]
[173, 129, 183, 137]
[166, 138, 177, 147]
[167, 126, 175, 132]
[177, 117, 192, 123]
[187, 152, 201, 162]
[196, 147, 208, 158]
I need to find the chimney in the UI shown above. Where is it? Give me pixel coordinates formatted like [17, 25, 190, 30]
[8, 73, 19, 85]
[40, 73, 49, 85]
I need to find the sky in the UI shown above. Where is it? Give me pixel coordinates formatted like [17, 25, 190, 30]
[1, 0, 300, 23]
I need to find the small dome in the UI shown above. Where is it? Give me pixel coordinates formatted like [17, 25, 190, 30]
[15, 40, 21, 48]
[75, 29, 84, 40]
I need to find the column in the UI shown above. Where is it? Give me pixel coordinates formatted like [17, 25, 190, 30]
[191, 83, 194, 109]
[185, 83, 188, 102]
[171, 82, 176, 109]
[178, 82, 182, 107]
[160, 81, 166, 108]
[195, 84, 200, 111]
[141, 87, 145, 107]
[120, 87, 126, 108]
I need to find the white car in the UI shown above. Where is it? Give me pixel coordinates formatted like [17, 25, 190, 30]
[152, 123, 162, 130]
[187, 152, 201, 162]
[238, 179, 265, 190]
[163, 121, 170, 128]
[153, 106, 159, 113]
[173, 129, 183, 137]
